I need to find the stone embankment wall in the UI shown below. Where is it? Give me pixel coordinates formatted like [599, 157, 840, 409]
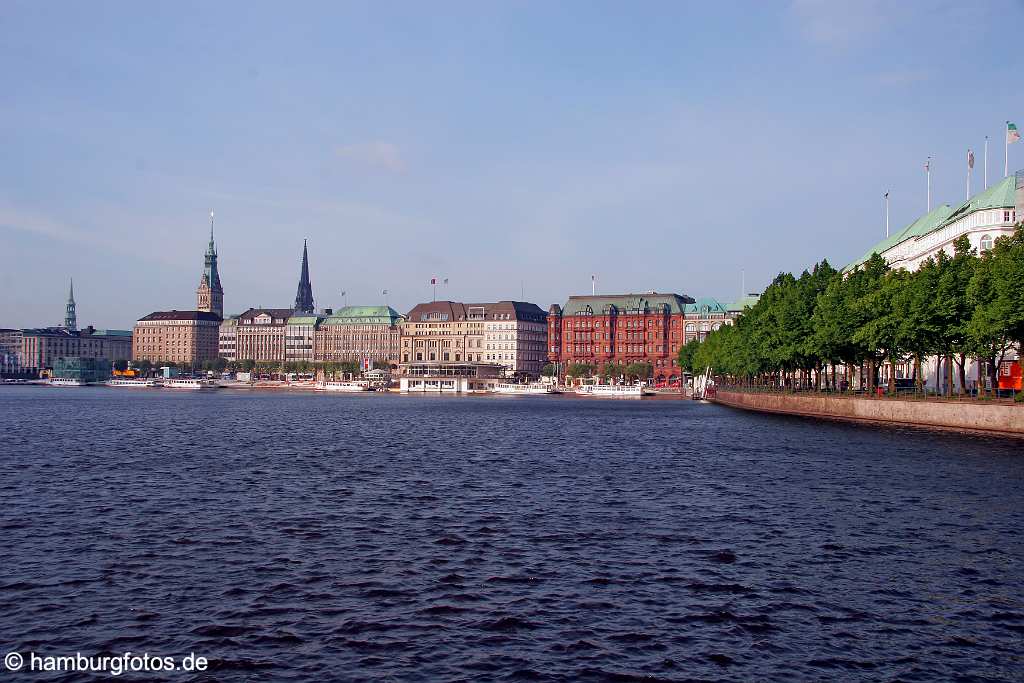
[713, 390, 1024, 436]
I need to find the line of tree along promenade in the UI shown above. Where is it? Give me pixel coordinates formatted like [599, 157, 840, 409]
[677, 224, 1024, 398]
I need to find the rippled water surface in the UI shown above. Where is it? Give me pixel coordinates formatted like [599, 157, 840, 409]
[1, 387, 1023, 681]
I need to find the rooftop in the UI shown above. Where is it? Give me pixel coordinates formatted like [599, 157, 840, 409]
[557, 292, 695, 316]
[137, 310, 223, 322]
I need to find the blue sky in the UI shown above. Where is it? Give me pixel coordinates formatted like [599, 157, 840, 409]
[1, 0, 1021, 328]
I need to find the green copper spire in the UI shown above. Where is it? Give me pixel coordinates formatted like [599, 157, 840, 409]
[64, 277, 77, 330]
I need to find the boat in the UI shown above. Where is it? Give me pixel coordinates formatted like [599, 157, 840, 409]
[163, 377, 218, 390]
[48, 377, 88, 387]
[315, 380, 371, 392]
[105, 378, 161, 388]
[490, 382, 560, 395]
[574, 382, 654, 397]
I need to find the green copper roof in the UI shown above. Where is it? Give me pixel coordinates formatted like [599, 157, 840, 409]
[684, 297, 729, 314]
[323, 305, 403, 326]
[286, 315, 321, 325]
[844, 204, 954, 272]
[560, 293, 694, 316]
[934, 175, 1016, 231]
[844, 176, 1017, 272]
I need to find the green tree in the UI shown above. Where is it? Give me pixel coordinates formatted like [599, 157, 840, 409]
[676, 339, 701, 374]
[565, 362, 595, 379]
[113, 358, 129, 372]
[541, 363, 558, 377]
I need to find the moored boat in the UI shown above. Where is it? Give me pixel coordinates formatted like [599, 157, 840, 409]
[315, 380, 371, 392]
[105, 378, 161, 388]
[490, 382, 560, 395]
[48, 377, 88, 387]
[574, 383, 653, 397]
[163, 377, 218, 390]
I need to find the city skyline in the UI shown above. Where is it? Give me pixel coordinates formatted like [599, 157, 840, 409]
[1, 1, 1022, 328]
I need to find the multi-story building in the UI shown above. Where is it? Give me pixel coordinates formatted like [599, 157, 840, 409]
[0, 328, 23, 375]
[133, 217, 226, 366]
[401, 301, 484, 366]
[315, 306, 403, 366]
[843, 171, 1023, 392]
[400, 300, 547, 378]
[480, 302, 547, 377]
[21, 326, 132, 374]
[285, 313, 320, 363]
[132, 311, 222, 364]
[234, 308, 293, 362]
[546, 292, 696, 383]
[218, 316, 238, 361]
[846, 174, 1020, 273]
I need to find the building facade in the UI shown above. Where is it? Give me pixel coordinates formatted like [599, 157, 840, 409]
[21, 326, 131, 374]
[234, 308, 293, 362]
[315, 306, 403, 366]
[546, 292, 696, 382]
[843, 171, 1023, 392]
[480, 302, 547, 377]
[285, 314, 319, 363]
[132, 311, 222, 364]
[0, 328, 22, 375]
[218, 316, 238, 361]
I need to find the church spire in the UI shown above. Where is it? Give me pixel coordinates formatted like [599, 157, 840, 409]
[64, 277, 77, 331]
[293, 239, 315, 314]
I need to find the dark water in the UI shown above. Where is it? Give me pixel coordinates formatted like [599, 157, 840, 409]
[1, 387, 1022, 682]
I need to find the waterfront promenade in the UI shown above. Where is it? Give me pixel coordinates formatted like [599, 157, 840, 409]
[711, 387, 1024, 437]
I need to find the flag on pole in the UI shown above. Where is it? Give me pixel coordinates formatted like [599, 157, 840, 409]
[382, 289, 387, 295]
[968, 149, 974, 169]
[341, 290, 346, 296]
[443, 278, 448, 285]
[1008, 122, 1020, 144]
[924, 159, 930, 172]
[431, 278, 436, 285]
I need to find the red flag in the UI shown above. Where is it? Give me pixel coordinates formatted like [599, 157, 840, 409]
[968, 149, 974, 169]
[431, 278, 436, 285]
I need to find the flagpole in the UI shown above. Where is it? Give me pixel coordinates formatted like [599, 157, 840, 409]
[1006, 122, 1010, 178]
[926, 157, 931, 212]
[884, 192, 889, 238]
[984, 136, 989, 188]
[967, 150, 971, 201]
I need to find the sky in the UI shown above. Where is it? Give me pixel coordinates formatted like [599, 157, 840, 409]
[1, 0, 1022, 329]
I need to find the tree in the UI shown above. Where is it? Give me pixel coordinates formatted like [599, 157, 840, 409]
[113, 358, 129, 372]
[853, 269, 908, 394]
[676, 339, 701, 374]
[967, 240, 1014, 395]
[625, 362, 653, 381]
[240, 359, 256, 372]
[565, 363, 595, 379]
[541, 363, 558, 377]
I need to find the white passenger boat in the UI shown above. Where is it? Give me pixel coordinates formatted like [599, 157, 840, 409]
[105, 378, 161, 388]
[574, 383, 654, 397]
[315, 380, 371, 392]
[490, 382, 560, 395]
[48, 377, 88, 387]
[163, 377, 218, 390]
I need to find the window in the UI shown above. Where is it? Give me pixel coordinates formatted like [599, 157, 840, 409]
[980, 234, 993, 252]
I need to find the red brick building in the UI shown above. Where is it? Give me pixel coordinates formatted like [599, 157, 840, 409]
[546, 292, 695, 382]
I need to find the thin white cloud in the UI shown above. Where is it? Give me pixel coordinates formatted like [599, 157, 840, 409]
[334, 141, 406, 171]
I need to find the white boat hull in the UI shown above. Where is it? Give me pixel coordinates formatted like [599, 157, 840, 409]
[490, 384, 560, 395]
[316, 381, 371, 392]
[163, 379, 218, 390]
[105, 379, 161, 388]
[48, 378, 88, 387]
[574, 385, 653, 397]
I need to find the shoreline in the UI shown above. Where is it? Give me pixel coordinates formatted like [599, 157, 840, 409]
[712, 389, 1024, 438]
